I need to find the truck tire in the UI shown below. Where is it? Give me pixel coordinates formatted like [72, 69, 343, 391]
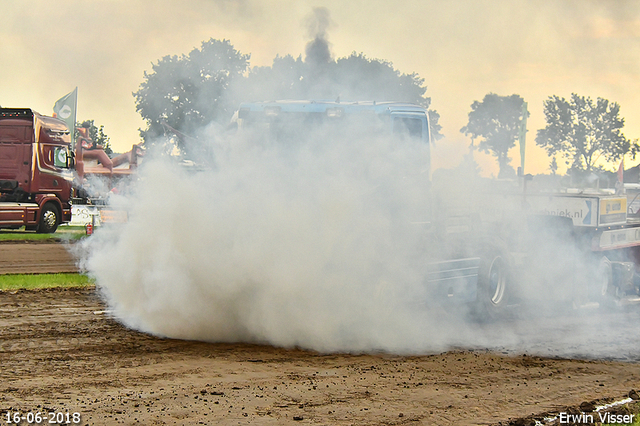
[36, 203, 60, 234]
[471, 245, 511, 321]
[596, 256, 620, 309]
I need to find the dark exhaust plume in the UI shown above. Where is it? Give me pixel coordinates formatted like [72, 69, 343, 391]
[304, 7, 333, 67]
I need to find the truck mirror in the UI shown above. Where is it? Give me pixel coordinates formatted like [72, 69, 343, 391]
[67, 150, 75, 169]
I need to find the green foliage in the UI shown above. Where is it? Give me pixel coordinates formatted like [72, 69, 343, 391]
[133, 39, 250, 152]
[550, 157, 558, 175]
[133, 39, 442, 155]
[75, 119, 112, 155]
[601, 401, 640, 426]
[238, 52, 442, 140]
[0, 273, 93, 290]
[536, 93, 638, 171]
[460, 93, 527, 178]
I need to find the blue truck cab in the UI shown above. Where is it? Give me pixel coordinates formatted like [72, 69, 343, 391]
[235, 100, 432, 168]
[231, 100, 504, 319]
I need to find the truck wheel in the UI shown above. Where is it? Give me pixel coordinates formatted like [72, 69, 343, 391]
[472, 248, 511, 321]
[596, 256, 619, 309]
[36, 203, 59, 234]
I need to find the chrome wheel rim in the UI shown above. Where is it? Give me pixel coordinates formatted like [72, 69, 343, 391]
[488, 256, 506, 306]
[43, 210, 57, 229]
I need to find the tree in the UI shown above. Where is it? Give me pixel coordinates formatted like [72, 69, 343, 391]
[236, 52, 443, 140]
[135, 38, 443, 155]
[460, 93, 527, 178]
[133, 39, 250, 152]
[76, 120, 112, 155]
[550, 157, 558, 175]
[536, 93, 638, 171]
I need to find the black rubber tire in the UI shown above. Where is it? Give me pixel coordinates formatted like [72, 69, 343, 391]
[36, 203, 60, 234]
[472, 244, 512, 321]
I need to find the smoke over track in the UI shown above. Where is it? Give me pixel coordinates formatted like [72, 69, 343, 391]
[78, 128, 466, 353]
[75, 119, 640, 358]
[72, 10, 640, 355]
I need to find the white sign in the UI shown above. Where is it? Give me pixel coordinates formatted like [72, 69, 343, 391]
[70, 205, 101, 226]
[526, 195, 597, 227]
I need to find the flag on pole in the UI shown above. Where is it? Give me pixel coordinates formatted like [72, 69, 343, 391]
[53, 87, 77, 147]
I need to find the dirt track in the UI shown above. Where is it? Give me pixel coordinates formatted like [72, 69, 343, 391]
[0, 241, 78, 274]
[1, 242, 639, 425]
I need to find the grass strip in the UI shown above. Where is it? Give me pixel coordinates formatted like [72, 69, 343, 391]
[0, 273, 94, 290]
[0, 226, 87, 241]
[601, 401, 640, 426]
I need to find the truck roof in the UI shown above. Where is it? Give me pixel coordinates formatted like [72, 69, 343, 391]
[238, 100, 428, 116]
[0, 107, 71, 145]
[0, 108, 35, 120]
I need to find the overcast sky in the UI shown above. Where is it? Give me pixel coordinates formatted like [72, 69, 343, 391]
[1, 0, 639, 175]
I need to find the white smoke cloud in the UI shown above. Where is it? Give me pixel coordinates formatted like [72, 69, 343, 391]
[69, 0, 640, 356]
[77, 124, 473, 353]
[73, 118, 640, 360]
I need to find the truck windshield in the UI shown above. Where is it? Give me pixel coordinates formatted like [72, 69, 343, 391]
[240, 112, 403, 145]
[393, 117, 423, 141]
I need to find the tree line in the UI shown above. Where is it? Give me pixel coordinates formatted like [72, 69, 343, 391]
[132, 37, 639, 176]
[462, 93, 639, 178]
[133, 38, 441, 153]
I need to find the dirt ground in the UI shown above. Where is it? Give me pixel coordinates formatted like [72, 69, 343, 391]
[1, 242, 639, 425]
[0, 241, 78, 275]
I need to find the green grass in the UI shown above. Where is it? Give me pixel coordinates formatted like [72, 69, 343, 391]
[0, 273, 94, 290]
[603, 418, 640, 425]
[602, 401, 640, 426]
[0, 225, 87, 241]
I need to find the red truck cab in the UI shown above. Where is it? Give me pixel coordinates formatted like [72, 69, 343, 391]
[0, 108, 74, 233]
